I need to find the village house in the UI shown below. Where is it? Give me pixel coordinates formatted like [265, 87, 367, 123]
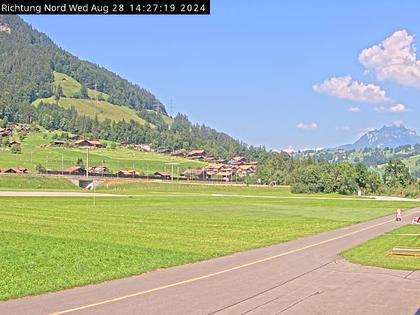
[89, 166, 111, 175]
[8, 140, 20, 147]
[186, 149, 206, 160]
[231, 156, 248, 165]
[205, 163, 225, 176]
[154, 171, 171, 180]
[203, 155, 216, 162]
[117, 169, 139, 178]
[0, 168, 28, 174]
[235, 164, 257, 177]
[182, 168, 209, 180]
[74, 139, 105, 148]
[63, 166, 86, 176]
[0, 128, 12, 137]
[215, 170, 234, 181]
[134, 144, 151, 152]
[157, 148, 171, 154]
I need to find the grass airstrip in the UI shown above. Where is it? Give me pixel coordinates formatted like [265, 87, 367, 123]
[0, 176, 419, 300]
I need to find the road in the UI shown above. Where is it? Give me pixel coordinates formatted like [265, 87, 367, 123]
[1, 208, 419, 315]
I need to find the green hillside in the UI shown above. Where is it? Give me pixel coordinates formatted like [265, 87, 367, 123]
[52, 71, 110, 101]
[0, 131, 205, 175]
[403, 154, 420, 177]
[0, 15, 251, 159]
[32, 72, 149, 125]
[33, 97, 148, 125]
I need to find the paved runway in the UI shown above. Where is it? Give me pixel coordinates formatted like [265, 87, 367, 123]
[1, 208, 419, 315]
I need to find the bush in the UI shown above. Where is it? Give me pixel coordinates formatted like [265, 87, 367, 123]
[36, 164, 46, 174]
[11, 144, 21, 154]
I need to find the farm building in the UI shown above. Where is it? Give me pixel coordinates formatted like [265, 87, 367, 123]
[231, 156, 248, 165]
[157, 148, 171, 154]
[117, 169, 140, 178]
[0, 168, 28, 174]
[154, 171, 171, 180]
[186, 149, 206, 160]
[63, 166, 86, 176]
[0, 128, 12, 137]
[89, 166, 111, 175]
[51, 140, 67, 146]
[134, 144, 151, 152]
[8, 140, 20, 146]
[182, 168, 209, 180]
[74, 139, 105, 148]
[205, 163, 225, 176]
[235, 164, 257, 176]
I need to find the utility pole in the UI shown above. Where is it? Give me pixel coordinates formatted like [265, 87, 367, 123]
[86, 148, 89, 178]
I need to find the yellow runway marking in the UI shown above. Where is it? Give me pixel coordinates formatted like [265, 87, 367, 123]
[50, 216, 402, 315]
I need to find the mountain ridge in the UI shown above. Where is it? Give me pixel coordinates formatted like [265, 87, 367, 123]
[339, 125, 420, 151]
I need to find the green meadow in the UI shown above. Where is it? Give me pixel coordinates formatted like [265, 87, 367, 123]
[0, 132, 204, 174]
[0, 180, 418, 300]
[342, 225, 420, 270]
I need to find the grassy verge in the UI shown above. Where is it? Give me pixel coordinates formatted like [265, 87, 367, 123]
[0, 185, 418, 300]
[342, 225, 420, 271]
[0, 175, 78, 191]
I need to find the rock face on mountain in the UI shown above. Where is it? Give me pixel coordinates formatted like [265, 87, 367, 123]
[340, 125, 420, 150]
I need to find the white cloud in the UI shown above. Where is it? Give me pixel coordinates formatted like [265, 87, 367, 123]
[296, 122, 318, 130]
[376, 103, 407, 113]
[359, 30, 420, 88]
[348, 106, 361, 113]
[313, 76, 389, 103]
[313, 76, 406, 113]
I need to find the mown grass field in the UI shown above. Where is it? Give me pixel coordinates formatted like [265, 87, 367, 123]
[52, 72, 111, 101]
[0, 132, 204, 174]
[0, 180, 418, 300]
[34, 97, 148, 125]
[342, 225, 420, 270]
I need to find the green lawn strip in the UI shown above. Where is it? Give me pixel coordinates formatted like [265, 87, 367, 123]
[342, 225, 420, 271]
[0, 175, 79, 191]
[0, 230, 201, 300]
[1, 194, 418, 300]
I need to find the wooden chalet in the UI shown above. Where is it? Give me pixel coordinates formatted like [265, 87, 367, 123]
[182, 168, 209, 180]
[117, 169, 139, 178]
[63, 166, 86, 176]
[0, 167, 28, 174]
[186, 149, 206, 160]
[74, 139, 105, 148]
[154, 171, 171, 180]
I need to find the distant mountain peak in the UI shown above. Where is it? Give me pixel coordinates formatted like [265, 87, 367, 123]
[339, 124, 420, 150]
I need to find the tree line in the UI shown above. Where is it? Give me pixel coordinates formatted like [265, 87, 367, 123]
[256, 152, 419, 197]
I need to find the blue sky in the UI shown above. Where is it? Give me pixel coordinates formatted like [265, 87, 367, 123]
[23, 1, 420, 150]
